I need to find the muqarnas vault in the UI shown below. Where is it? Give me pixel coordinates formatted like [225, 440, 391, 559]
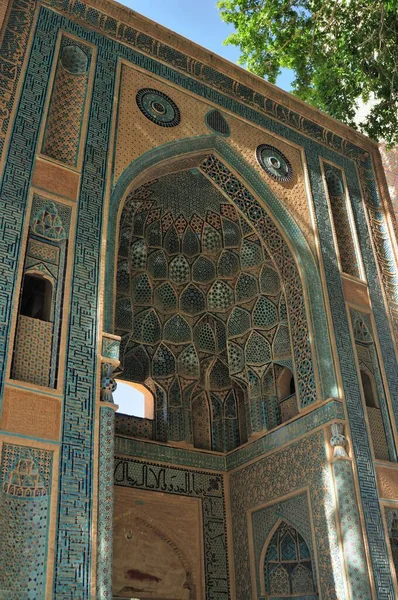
[0, 1, 398, 599]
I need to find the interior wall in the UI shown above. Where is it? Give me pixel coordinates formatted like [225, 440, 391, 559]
[113, 450, 230, 599]
[113, 487, 203, 599]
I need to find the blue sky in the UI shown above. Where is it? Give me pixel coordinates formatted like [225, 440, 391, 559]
[121, 0, 294, 92]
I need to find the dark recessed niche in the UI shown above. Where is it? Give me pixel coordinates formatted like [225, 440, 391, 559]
[20, 273, 53, 322]
[205, 110, 230, 136]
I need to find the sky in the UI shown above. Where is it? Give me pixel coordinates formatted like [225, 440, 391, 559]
[119, 0, 294, 92]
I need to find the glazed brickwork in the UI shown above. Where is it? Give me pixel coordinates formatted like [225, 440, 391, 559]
[324, 164, 362, 278]
[201, 155, 317, 407]
[42, 38, 91, 166]
[350, 309, 396, 462]
[12, 315, 53, 385]
[0, 1, 397, 599]
[11, 196, 71, 388]
[229, 430, 346, 599]
[0, 443, 52, 598]
[115, 413, 153, 439]
[251, 491, 316, 598]
[116, 167, 299, 450]
[332, 458, 372, 599]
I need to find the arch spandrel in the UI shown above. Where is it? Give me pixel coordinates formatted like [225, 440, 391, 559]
[106, 137, 338, 427]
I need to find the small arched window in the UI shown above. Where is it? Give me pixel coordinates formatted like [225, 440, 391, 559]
[360, 369, 378, 408]
[114, 379, 154, 419]
[277, 367, 296, 401]
[263, 521, 316, 597]
[20, 273, 52, 322]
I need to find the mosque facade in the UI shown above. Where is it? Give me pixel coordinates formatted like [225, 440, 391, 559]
[0, 1, 398, 598]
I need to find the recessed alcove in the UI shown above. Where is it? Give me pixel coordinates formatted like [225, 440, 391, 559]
[113, 154, 304, 452]
[20, 273, 53, 322]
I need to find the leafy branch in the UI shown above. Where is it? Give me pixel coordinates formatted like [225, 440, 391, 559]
[218, 0, 398, 146]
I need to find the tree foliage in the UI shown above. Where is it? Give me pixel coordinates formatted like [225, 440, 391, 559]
[218, 0, 398, 145]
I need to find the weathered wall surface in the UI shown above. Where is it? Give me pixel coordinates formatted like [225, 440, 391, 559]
[114, 440, 229, 599]
[113, 487, 203, 599]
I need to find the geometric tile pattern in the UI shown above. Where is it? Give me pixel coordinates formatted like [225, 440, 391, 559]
[225, 397, 345, 471]
[0, 1, 54, 410]
[11, 195, 71, 388]
[97, 407, 115, 599]
[12, 315, 53, 386]
[0, 0, 36, 158]
[251, 492, 316, 597]
[230, 431, 346, 599]
[116, 169, 296, 450]
[367, 407, 390, 461]
[0, 443, 52, 599]
[135, 88, 180, 127]
[308, 148, 397, 597]
[1, 2, 396, 598]
[332, 459, 372, 599]
[201, 155, 316, 407]
[0, 10, 113, 598]
[31, 200, 67, 241]
[115, 433, 226, 471]
[115, 413, 153, 439]
[44, 17, 112, 599]
[351, 309, 396, 462]
[264, 522, 315, 596]
[114, 456, 229, 598]
[42, 39, 90, 166]
[256, 144, 293, 183]
[205, 110, 230, 136]
[114, 398, 345, 473]
[43, 0, 398, 347]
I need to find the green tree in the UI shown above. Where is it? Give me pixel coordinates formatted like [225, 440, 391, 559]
[218, 0, 398, 145]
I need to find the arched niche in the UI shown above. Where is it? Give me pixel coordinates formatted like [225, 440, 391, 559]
[19, 272, 53, 322]
[113, 512, 194, 599]
[277, 366, 296, 401]
[113, 164, 303, 448]
[260, 520, 317, 598]
[360, 369, 379, 409]
[106, 136, 337, 406]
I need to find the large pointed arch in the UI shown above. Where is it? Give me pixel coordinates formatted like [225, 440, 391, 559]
[105, 134, 337, 402]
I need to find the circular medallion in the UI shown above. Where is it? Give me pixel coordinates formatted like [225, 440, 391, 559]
[136, 88, 180, 127]
[256, 144, 293, 182]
